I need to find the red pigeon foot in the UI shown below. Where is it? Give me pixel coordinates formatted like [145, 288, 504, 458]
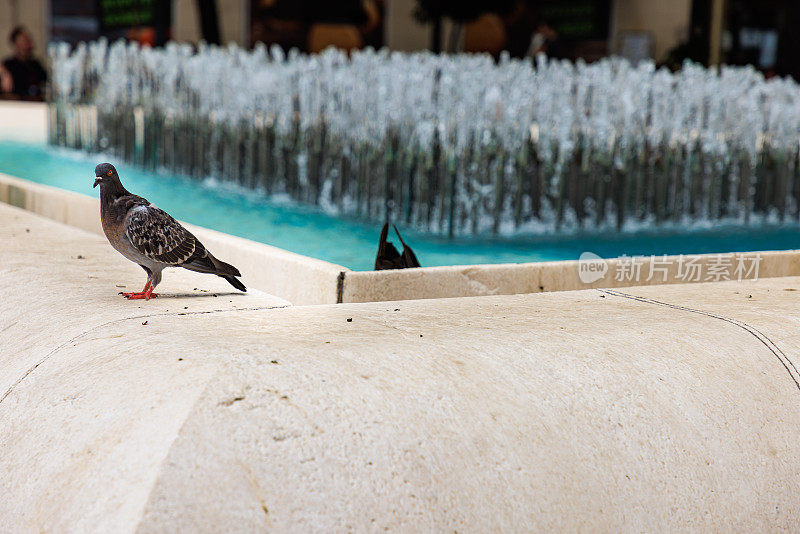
[120, 282, 152, 298]
[121, 282, 157, 300]
[125, 292, 158, 300]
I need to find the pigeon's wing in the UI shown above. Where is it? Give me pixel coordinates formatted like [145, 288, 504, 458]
[393, 224, 421, 268]
[401, 245, 421, 269]
[375, 242, 404, 270]
[124, 204, 203, 266]
[375, 222, 404, 270]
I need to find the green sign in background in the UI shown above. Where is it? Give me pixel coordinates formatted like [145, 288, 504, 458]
[97, 0, 155, 30]
[540, 0, 611, 41]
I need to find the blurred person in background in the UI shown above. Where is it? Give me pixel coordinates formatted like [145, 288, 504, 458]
[2, 26, 47, 101]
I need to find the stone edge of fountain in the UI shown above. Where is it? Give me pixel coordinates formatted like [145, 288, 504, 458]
[3, 170, 800, 306]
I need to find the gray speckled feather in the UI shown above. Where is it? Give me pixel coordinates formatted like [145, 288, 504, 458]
[125, 204, 202, 266]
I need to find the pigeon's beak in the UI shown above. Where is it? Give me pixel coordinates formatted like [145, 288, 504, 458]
[93, 177, 102, 188]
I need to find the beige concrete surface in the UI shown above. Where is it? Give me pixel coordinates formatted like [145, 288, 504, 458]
[4, 203, 800, 531]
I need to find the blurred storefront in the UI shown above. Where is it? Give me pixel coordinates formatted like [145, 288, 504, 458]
[0, 0, 798, 79]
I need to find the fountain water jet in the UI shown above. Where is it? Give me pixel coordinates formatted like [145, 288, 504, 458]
[47, 40, 800, 236]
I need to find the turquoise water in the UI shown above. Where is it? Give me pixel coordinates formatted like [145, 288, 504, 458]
[2, 141, 800, 270]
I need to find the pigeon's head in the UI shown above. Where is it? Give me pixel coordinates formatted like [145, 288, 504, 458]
[94, 163, 119, 188]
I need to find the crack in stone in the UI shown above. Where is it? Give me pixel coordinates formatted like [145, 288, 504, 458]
[598, 288, 800, 393]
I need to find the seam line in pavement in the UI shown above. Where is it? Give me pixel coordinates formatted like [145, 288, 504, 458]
[0, 304, 291, 405]
[598, 288, 800, 393]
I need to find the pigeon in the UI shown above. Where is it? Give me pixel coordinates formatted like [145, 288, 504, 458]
[374, 222, 421, 270]
[93, 162, 246, 300]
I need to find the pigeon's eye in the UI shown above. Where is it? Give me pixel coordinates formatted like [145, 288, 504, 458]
[107, 169, 112, 176]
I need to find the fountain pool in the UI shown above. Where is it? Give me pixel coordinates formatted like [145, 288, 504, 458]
[2, 140, 800, 271]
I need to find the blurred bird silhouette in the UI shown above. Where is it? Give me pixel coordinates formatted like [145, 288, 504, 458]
[374, 223, 421, 270]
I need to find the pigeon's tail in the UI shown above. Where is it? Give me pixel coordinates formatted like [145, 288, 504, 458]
[222, 275, 247, 292]
[207, 254, 242, 278]
[182, 251, 246, 292]
[209, 254, 247, 292]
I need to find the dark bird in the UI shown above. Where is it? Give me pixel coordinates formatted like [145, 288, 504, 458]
[93, 162, 246, 300]
[374, 222, 421, 270]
